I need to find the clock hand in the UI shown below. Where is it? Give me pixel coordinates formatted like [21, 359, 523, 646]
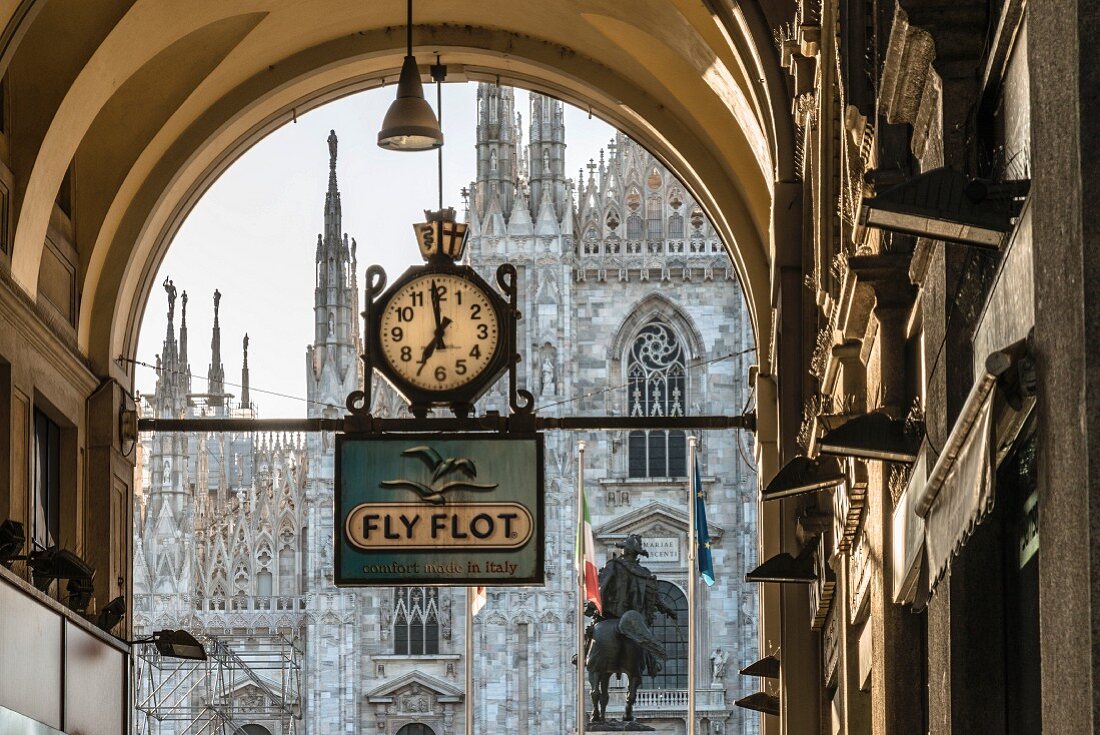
[416, 317, 452, 376]
[433, 316, 452, 349]
[430, 280, 443, 330]
[415, 340, 436, 376]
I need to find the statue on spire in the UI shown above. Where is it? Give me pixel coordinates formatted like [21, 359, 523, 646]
[181, 290, 188, 324]
[213, 289, 222, 322]
[328, 129, 338, 170]
[163, 277, 177, 322]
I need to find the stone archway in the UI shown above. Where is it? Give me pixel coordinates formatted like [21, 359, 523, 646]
[0, 2, 790, 384]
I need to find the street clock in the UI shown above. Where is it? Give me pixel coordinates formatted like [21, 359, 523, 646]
[364, 209, 514, 417]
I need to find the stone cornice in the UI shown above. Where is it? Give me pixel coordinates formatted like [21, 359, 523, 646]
[0, 270, 98, 392]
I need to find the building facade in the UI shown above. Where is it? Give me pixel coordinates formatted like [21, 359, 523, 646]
[132, 89, 760, 735]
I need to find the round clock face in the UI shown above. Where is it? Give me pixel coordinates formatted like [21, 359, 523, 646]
[378, 273, 502, 392]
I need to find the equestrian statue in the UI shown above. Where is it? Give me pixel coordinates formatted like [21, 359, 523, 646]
[582, 533, 678, 728]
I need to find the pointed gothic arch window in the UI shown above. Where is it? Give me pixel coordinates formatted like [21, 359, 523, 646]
[278, 542, 295, 595]
[627, 322, 687, 478]
[626, 214, 643, 241]
[650, 581, 688, 689]
[256, 570, 272, 597]
[489, 93, 498, 124]
[668, 213, 684, 239]
[393, 587, 440, 655]
[646, 196, 662, 240]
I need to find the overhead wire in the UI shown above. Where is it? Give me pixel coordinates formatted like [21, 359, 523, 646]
[534, 347, 757, 413]
[121, 356, 346, 413]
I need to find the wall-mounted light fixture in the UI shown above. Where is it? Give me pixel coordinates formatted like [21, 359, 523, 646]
[817, 410, 921, 464]
[119, 404, 138, 457]
[132, 629, 207, 661]
[96, 596, 126, 633]
[65, 576, 95, 613]
[762, 456, 845, 501]
[27, 547, 94, 593]
[740, 653, 781, 679]
[0, 519, 25, 566]
[745, 542, 818, 583]
[859, 167, 1029, 249]
[735, 691, 780, 716]
[377, 0, 443, 151]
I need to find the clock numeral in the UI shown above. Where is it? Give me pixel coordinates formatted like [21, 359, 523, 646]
[434, 366, 447, 383]
[455, 290, 463, 305]
[390, 326, 404, 341]
[470, 345, 481, 359]
[400, 346, 412, 362]
[396, 306, 415, 323]
[435, 285, 448, 301]
[470, 303, 482, 320]
[410, 291, 424, 307]
[455, 359, 467, 375]
[477, 323, 489, 339]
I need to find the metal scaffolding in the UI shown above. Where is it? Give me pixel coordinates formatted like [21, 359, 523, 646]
[134, 633, 303, 735]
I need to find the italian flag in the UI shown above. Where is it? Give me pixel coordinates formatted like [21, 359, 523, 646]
[576, 486, 603, 614]
[471, 586, 487, 616]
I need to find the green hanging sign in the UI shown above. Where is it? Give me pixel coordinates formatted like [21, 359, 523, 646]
[335, 433, 544, 586]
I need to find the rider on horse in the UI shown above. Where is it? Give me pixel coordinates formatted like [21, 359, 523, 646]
[588, 534, 677, 675]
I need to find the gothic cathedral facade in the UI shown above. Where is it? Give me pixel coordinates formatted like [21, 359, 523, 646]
[133, 85, 759, 735]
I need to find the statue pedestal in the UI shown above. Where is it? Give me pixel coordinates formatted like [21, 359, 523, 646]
[586, 720, 656, 731]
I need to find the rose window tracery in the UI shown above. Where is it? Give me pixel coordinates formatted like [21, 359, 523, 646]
[627, 322, 688, 477]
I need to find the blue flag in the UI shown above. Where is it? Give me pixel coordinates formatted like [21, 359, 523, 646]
[695, 463, 716, 586]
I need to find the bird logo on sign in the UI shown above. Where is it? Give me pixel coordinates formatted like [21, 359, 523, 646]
[380, 446, 498, 505]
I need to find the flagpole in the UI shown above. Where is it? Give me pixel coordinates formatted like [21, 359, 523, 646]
[576, 439, 587, 735]
[466, 585, 474, 735]
[687, 435, 697, 735]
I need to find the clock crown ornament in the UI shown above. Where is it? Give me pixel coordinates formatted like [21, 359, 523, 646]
[415, 207, 469, 262]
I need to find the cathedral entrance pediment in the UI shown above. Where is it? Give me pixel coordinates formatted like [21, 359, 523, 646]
[365, 671, 464, 703]
[592, 501, 724, 543]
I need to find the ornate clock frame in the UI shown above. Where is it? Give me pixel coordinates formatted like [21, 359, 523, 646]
[346, 209, 533, 420]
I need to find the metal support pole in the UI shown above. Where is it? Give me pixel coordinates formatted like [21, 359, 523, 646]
[466, 586, 474, 735]
[576, 439, 587, 735]
[137, 414, 754, 434]
[687, 435, 697, 735]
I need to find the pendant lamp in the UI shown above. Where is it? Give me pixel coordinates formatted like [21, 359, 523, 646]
[378, 0, 444, 151]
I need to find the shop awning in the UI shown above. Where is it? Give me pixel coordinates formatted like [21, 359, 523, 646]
[912, 347, 1033, 595]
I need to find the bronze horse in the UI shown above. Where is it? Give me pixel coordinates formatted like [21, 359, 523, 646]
[585, 610, 669, 722]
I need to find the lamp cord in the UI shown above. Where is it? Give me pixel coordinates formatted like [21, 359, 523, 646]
[406, 0, 413, 56]
[437, 55, 443, 209]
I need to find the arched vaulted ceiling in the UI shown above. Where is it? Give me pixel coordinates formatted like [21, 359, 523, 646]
[0, 0, 794, 380]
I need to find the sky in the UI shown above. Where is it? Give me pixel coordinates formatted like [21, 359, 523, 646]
[136, 83, 618, 416]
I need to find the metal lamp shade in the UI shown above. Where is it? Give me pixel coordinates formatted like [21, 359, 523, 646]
[0, 519, 24, 564]
[735, 692, 780, 716]
[28, 547, 94, 591]
[153, 629, 207, 661]
[377, 55, 443, 151]
[817, 410, 920, 464]
[740, 654, 781, 679]
[745, 543, 818, 583]
[857, 167, 1022, 248]
[762, 455, 845, 500]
